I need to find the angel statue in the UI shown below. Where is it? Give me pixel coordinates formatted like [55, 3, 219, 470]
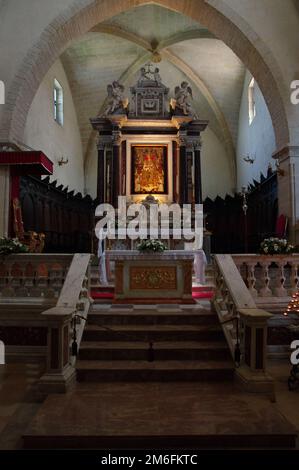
[137, 67, 151, 85]
[102, 81, 126, 116]
[173, 81, 193, 116]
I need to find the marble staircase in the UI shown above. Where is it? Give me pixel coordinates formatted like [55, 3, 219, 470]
[76, 303, 234, 382]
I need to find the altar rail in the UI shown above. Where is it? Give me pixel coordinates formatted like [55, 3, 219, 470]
[231, 254, 299, 312]
[213, 254, 274, 396]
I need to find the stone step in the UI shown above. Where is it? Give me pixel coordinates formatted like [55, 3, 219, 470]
[87, 309, 218, 326]
[90, 284, 114, 292]
[76, 359, 234, 382]
[82, 324, 224, 342]
[78, 340, 231, 361]
[93, 298, 114, 304]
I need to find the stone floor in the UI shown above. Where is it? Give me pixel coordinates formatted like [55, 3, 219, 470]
[0, 362, 45, 449]
[0, 359, 298, 449]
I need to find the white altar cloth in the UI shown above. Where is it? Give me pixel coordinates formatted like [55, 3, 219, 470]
[193, 249, 207, 284]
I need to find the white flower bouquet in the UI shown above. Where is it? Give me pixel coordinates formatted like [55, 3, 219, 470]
[260, 237, 294, 255]
[0, 237, 29, 255]
[136, 239, 167, 253]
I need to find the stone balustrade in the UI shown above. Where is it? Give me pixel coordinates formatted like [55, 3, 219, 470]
[213, 254, 274, 398]
[232, 254, 299, 312]
[38, 253, 92, 393]
[0, 254, 73, 302]
[0, 253, 92, 392]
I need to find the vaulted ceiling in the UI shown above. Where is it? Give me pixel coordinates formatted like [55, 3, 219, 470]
[60, 4, 246, 169]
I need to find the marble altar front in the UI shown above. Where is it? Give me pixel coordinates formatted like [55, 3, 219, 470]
[108, 250, 194, 304]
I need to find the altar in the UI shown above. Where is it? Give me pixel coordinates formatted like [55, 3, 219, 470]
[91, 64, 211, 294]
[108, 250, 194, 304]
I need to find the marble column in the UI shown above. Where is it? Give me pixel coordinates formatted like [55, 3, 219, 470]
[172, 140, 178, 203]
[179, 135, 188, 205]
[97, 142, 105, 204]
[112, 128, 121, 208]
[194, 142, 202, 204]
[273, 145, 299, 243]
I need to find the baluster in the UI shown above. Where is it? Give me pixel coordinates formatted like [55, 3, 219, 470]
[29, 261, 40, 297]
[274, 260, 287, 296]
[11, 262, 21, 289]
[45, 263, 56, 299]
[290, 262, 299, 295]
[1, 262, 14, 297]
[247, 262, 258, 297]
[9, 262, 24, 297]
[15, 263, 29, 297]
[49, 263, 63, 297]
[32, 262, 47, 297]
[24, 262, 34, 296]
[0, 262, 7, 292]
[259, 261, 272, 297]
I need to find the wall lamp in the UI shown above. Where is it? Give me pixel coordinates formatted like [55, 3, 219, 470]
[58, 156, 69, 166]
[243, 154, 256, 164]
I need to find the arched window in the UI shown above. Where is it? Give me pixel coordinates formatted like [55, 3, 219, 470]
[54, 79, 64, 126]
[248, 77, 256, 125]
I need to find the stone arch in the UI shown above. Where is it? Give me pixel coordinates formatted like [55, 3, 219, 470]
[1, 0, 290, 149]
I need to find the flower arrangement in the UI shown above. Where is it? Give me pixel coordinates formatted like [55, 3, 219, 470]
[260, 237, 294, 255]
[136, 239, 167, 253]
[0, 237, 29, 255]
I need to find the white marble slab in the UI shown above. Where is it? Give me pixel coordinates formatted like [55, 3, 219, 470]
[107, 250, 195, 261]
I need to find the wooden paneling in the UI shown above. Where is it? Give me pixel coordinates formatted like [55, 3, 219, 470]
[204, 171, 278, 253]
[20, 175, 95, 253]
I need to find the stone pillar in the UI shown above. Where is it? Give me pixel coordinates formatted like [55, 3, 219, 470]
[236, 308, 274, 398]
[272, 145, 299, 244]
[38, 307, 76, 394]
[97, 142, 105, 204]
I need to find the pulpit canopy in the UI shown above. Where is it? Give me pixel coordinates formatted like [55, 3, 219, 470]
[0, 151, 53, 175]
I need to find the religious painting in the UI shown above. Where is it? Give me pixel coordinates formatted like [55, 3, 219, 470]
[131, 145, 168, 194]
